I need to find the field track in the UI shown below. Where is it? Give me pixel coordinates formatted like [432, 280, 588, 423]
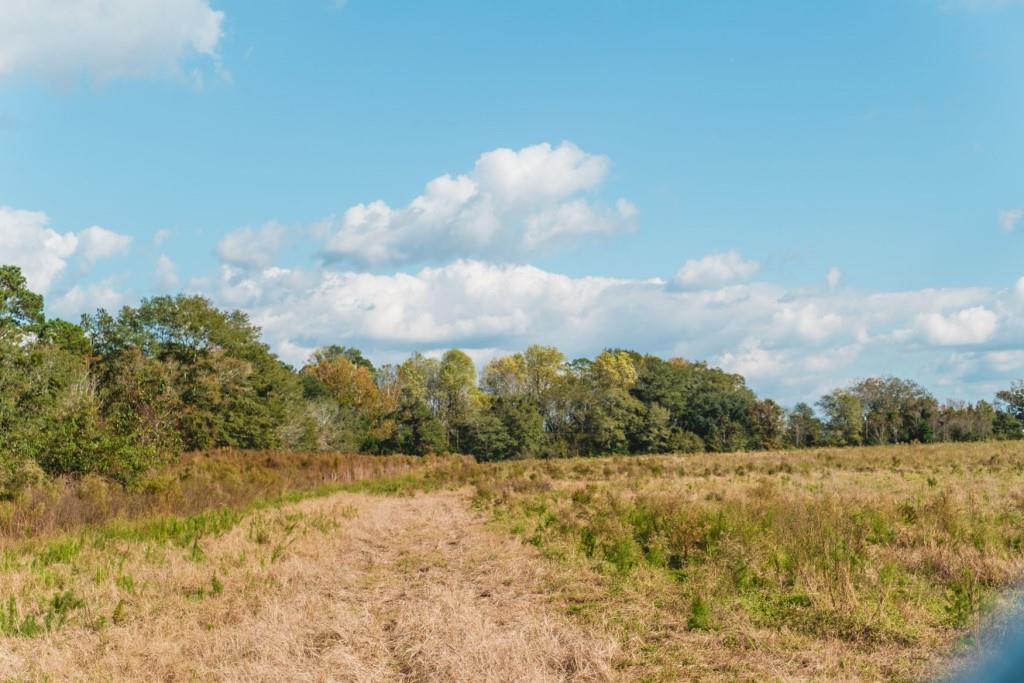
[0, 490, 616, 682]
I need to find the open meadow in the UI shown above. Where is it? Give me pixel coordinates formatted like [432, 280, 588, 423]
[5, 2, 1024, 680]
[2, 441, 1023, 681]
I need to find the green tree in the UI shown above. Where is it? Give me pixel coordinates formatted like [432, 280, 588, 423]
[437, 349, 480, 451]
[631, 357, 758, 452]
[83, 295, 300, 451]
[818, 390, 863, 446]
[466, 395, 545, 460]
[785, 403, 824, 448]
[749, 399, 786, 450]
[847, 377, 936, 444]
[300, 349, 393, 451]
[309, 345, 375, 372]
[0, 265, 44, 345]
[996, 381, 1024, 426]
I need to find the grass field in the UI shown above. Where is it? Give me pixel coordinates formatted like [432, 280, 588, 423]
[2, 442, 1023, 681]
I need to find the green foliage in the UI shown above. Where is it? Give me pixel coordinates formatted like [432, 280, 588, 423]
[0, 262, 1021, 491]
[993, 410, 1024, 440]
[83, 294, 304, 452]
[631, 356, 759, 452]
[470, 445, 1024, 657]
[308, 344, 375, 372]
[383, 391, 448, 455]
[0, 591, 84, 637]
[785, 402, 825, 448]
[0, 265, 45, 344]
[688, 595, 712, 631]
[818, 390, 864, 446]
[996, 381, 1024, 428]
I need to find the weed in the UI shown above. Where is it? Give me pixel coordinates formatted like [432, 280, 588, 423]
[44, 590, 85, 630]
[32, 538, 81, 568]
[111, 599, 126, 625]
[116, 573, 135, 594]
[687, 595, 712, 631]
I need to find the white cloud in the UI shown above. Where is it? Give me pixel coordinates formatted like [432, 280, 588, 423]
[0, 206, 78, 293]
[321, 142, 636, 266]
[216, 222, 290, 269]
[0, 206, 133, 295]
[1017, 276, 1024, 299]
[1000, 208, 1023, 233]
[473, 142, 609, 205]
[190, 254, 1020, 403]
[154, 254, 179, 290]
[671, 250, 760, 289]
[771, 303, 844, 343]
[914, 306, 999, 345]
[153, 229, 171, 247]
[216, 260, 630, 347]
[78, 226, 133, 264]
[986, 350, 1024, 373]
[523, 199, 636, 249]
[50, 280, 127, 318]
[826, 267, 841, 289]
[0, 0, 225, 83]
[718, 341, 785, 379]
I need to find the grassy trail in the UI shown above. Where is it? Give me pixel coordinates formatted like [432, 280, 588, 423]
[0, 489, 615, 682]
[3, 442, 1024, 681]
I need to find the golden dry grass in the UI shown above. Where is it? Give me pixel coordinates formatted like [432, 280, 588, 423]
[3, 441, 1023, 682]
[0, 490, 616, 682]
[0, 450, 475, 541]
[470, 442, 1024, 681]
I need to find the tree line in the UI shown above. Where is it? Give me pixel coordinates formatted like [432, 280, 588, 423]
[2, 264, 1022, 493]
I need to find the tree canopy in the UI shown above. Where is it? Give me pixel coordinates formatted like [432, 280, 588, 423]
[1, 264, 1021, 495]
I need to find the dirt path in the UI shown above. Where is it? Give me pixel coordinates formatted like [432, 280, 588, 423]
[0, 490, 617, 682]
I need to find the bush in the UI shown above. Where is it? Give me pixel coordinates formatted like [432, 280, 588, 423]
[32, 405, 165, 485]
[0, 455, 45, 501]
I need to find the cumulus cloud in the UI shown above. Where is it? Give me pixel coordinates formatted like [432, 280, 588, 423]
[523, 198, 637, 249]
[1000, 208, 1024, 233]
[0, 0, 225, 83]
[671, 250, 760, 289]
[213, 260, 633, 348]
[0, 206, 78, 293]
[0, 206, 133, 296]
[986, 350, 1024, 373]
[217, 222, 290, 269]
[154, 254, 179, 290]
[717, 341, 785, 380]
[79, 226, 133, 264]
[50, 279, 127, 317]
[321, 142, 636, 266]
[187, 256, 1020, 404]
[914, 306, 999, 345]
[771, 303, 844, 343]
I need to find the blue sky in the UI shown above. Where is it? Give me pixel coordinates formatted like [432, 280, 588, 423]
[1, 0, 1022, 405]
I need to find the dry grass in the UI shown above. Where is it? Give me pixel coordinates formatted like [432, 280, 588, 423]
[0, 449, 475, 541]
[3, 441, 1023, 681]
[469, 442, 1024, 681]
[0, 490, 616, 682]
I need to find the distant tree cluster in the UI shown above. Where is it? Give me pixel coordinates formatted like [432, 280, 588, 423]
[2, 264, 1022, 493]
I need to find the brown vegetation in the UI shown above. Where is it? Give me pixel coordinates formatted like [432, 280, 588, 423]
[0, 449, 474, 541]
[469, 442, 1024, 681]
[3, 442, 1024, 681]
[0, 490, 614, 681]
